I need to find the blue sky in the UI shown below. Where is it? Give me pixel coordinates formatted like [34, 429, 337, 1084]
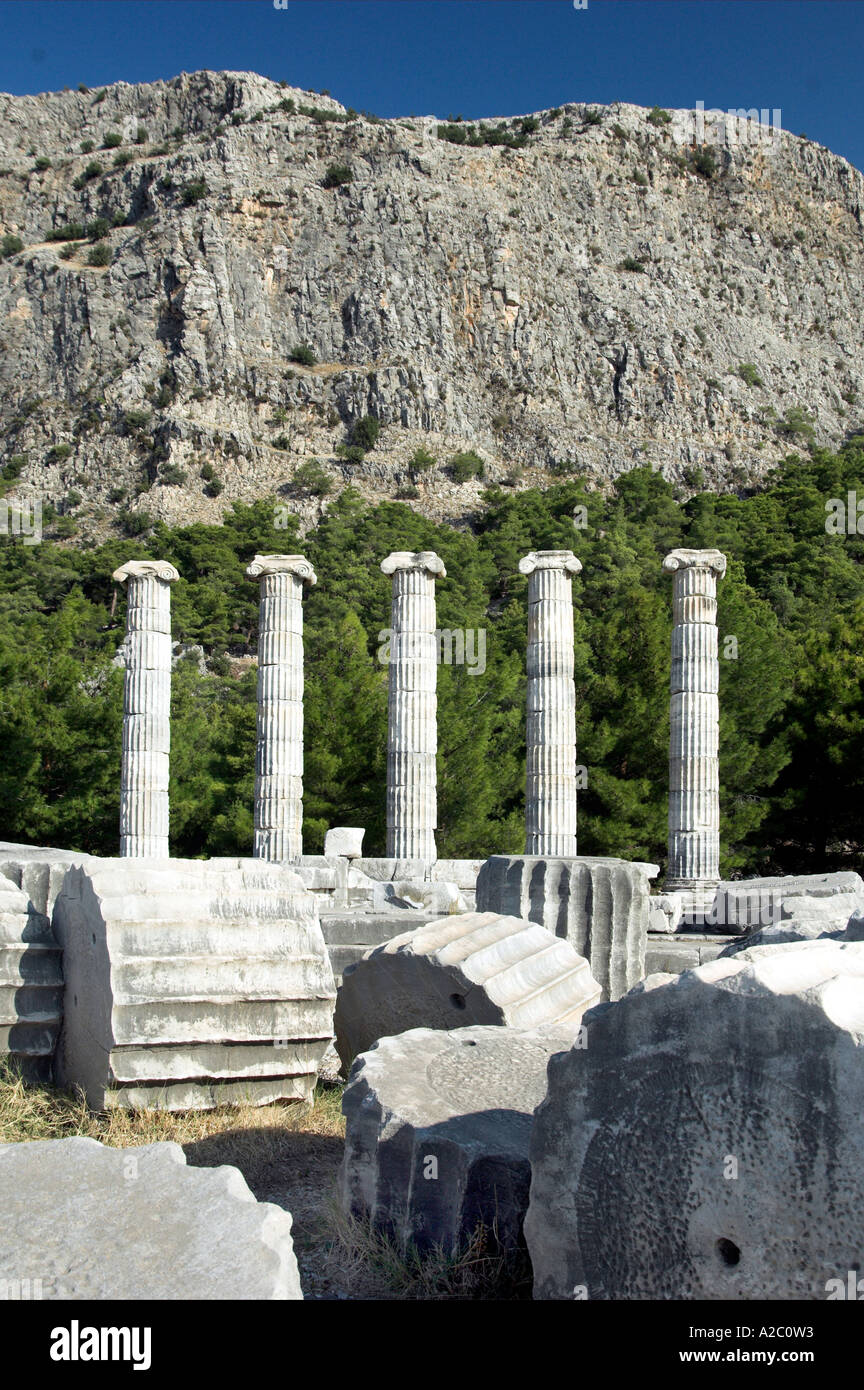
[0, 0, 862, 171]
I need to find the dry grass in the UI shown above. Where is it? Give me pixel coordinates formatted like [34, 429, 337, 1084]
[0, 1060, 530, 1299]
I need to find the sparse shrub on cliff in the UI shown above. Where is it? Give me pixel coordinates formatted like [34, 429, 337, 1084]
[47, 222, 84, 242]
[583, 108, 602, 126]
[289, 344, 317, 366]
[1, 233, 23, 258]
[689, 145, 717, 180]
[737, 362, 763, 388]
[409, 446, 436, 473]
[619, 255, 647, 272]
[47, 444, 73, 460]
[113, 151, 133, 168]
[351, 415, 380, 451]
[647, 106, 672, 126]
[322, 163, 352, 189]
[102, 132, 122, 149]
[448, 450, 485, 483]
[135, 127, 148, 144]
[33, 157, 51, 172]
[291, 460, 332, 496]
[80, 140, 95, 154]
[158, 464, 187, 486]
[87, 243, 111, 267]
[181, 179, 208, 205]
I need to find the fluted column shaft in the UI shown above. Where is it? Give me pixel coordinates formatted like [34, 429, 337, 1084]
[113, 560, 179, 858]
[519, 550, 582, 857]
[246, 554, 316, 864]
[663, 548, 727, 891]
[381, 551, 446, 862]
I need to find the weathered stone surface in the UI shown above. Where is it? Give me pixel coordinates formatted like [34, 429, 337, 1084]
[246, 554, 316, 864]
[324, 827, 365, 858]
[52, 858, 335, 1109]
[525, 940, 864, 1300]
[0, 1137, 301, 1298]
[0, 75, 859, 533]
[476, 855, 651, 1000]
[662, 549, 726, 897]
[113, 561, 179, 858]
[334, 910, 599, 1071]
[0, 876, 62, 1082]
[381, 551, 445, 863]
[518, 550, 582, 856]
[710, 871, 864, 936]
[339, 1024, 574, 1255]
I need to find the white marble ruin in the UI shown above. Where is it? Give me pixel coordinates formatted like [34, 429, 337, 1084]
[518, 550, 582, 856]
[380, 551, 446, 863]
[246, 554, 317, 864]
[112, 560, 179, 858]
[662, 548, 727, 903]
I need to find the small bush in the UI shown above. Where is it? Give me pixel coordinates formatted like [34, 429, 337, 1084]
[520, 116, 540, 134]
[78, 83, 89, 94]
[291, 460, 332, 496]
[107, 487, 126, 504]
[33, 156, 51, 172]
[289, 344, 317, 368]
[272, 435, 289, 451]
[134, 126, 148, 144]
[52, 516, 77, 538]
[612, 123, 628, 140]
[1, 233, 23, 259]
[690, 145, 717, 180]
[409, 446, 436, 473]
[620, 256, 647, 272]
[86, 217, 110, 241]
[102, 132, 122, 149]
[181, 179, 208, 205]
[93, 89, 107, 104]
[204, 476, 223, 497]
[583, 108, 602, 126]
[65, 489, 83, 509]
[395, 484, 420, 499]
[448, 450, 485, 483]
[87, 243, 111, 267]
[336, 444, 366, 465]
[647, 106, 672, 126]
[80, 140, 95, 154]
[83, 160, 103, 180]
[158, 464, 187, 487]
[322, 163, 352, 189]
[59, 244, 75, 260]
[47, 443, 73, 460]
[632, 171, 648, 188]
[119, 509, 153, 536]
[3, 456, 25, 480]
[47, 222, 85, 242]
[776, 406, 816, 440]
[124, 408, 151, 431]
[113, 151, 133, 167]
[352, 415, 380, 451]
[737, 362, 762, 388]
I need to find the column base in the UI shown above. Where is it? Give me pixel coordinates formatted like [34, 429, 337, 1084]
[660, 881, 719, 930]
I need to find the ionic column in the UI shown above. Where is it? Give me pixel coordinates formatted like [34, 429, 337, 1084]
[518, 550, 582, 857]
[112, 560, 180, 858]
[381, 551, 446, 863]
[245, 554, 316, 864]
[662, 548, 727, 894]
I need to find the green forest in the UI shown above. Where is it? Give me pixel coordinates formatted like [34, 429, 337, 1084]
[3, 438, 864, 877]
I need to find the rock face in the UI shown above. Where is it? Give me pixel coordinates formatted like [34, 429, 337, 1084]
[476, 855, 652, 1000]
[52, 858, 335, 1109]
[0, 874, 62, 1081]
[0, 71, 861, 535]
[525, 941, 864, 1300]
[333, 909, 600, 1070]
[340, 1024, 574, 1255]
[0, 1136, 302, 1298]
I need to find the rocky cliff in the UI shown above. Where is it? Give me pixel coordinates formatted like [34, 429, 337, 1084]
[0, 69, 862, 536]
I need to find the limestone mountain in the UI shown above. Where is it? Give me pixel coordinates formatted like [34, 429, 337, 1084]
[0, 68, 862, 538]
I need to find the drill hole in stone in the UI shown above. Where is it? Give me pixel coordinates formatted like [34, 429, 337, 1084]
[461, 1039, 477, 1046]
[449, 994, 467, 1010]
[717, 1238, 741, 1267]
